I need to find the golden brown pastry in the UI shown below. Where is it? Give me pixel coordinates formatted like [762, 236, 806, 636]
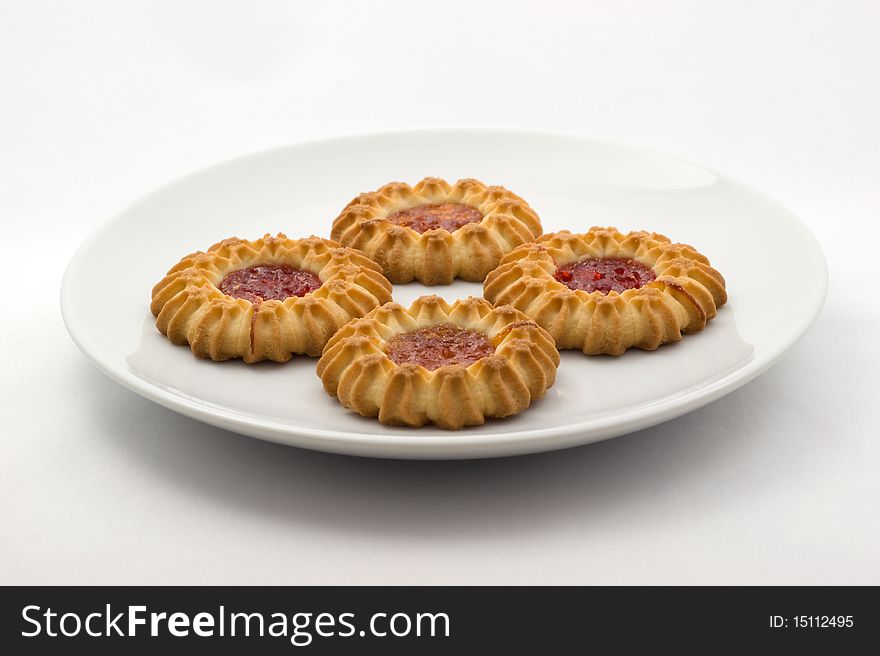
[483, 227, 727, 355]
[330, 177, 542, 285]
[151, 234, 393, 362]
[316, 296, 560, 429]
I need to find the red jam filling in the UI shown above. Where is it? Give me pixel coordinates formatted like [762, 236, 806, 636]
[218, 265, 321, 306]
[554, 257, 655, 294]
[385, 323, 495, 371]
[387, 203, 483, 233]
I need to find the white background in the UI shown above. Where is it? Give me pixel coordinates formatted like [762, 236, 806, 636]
[2, 0, 877, 584]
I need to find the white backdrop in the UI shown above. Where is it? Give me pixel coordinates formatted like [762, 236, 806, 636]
[1, 0, 877, 584]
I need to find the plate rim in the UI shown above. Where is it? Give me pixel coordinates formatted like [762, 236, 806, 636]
[60, 128, 828, 458]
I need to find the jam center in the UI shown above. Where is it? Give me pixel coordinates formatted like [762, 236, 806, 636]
[387, 203, 483, 234]
[218, 265, 322, 305]
[385, 323, 494, 371]
[554, 257, 656, 294]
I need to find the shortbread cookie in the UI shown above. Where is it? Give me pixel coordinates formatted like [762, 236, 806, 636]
[483, 227, 727, 355]
[317, 296, 559, 429]
[151, 234, 393, 362]
[330, 178, 542, 284]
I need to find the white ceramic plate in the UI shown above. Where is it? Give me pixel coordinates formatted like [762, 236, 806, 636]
[61, 129, 827, 459]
